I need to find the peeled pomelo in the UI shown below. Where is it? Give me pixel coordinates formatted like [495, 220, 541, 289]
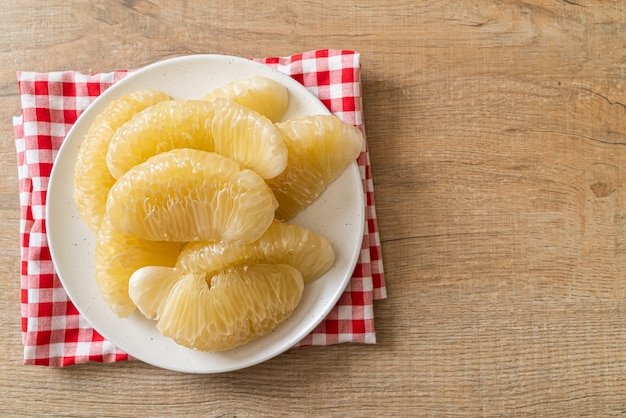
[202, 76, 289, 123]
[106, 148, 277, 243]
[106, 98, 287, 180]
[176, 220, 335, 284]
[267, 114, 364, 220]
[74, 89, 171, 233]
[129, 263, 304, 352]
[94, 215, 182, 317]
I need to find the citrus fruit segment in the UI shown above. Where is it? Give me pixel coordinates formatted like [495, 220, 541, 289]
[267, 114, 365, 220]
[106, 98, 287, 180]
[105, 99, 215, 179]
[211, 98, 287, 179]
[106, 148, 278, 243]
[95, 215, 182, 318]
[177, 220, 335, 284]
[143, 264, 304, 352]
[128, 266, 181, 320]
[74, 89, 171, 233]
[202, 76, 289, 123]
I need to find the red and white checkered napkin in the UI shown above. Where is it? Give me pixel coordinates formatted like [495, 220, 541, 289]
[14, 49, 386, 367]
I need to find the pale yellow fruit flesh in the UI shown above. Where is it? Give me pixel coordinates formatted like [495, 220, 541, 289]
[176, 220, 335, 284]
[74, 83, 359, 352]
[267, 114, 365, 220]
[106, 148, 278, 243]
[74, 89, 171, 233]
[106, 98, 287, 180]
[151, 264, 304, 352]
[128, 266, 182, 320]
[95, 215, 182, 317]
[202, 76, 289, 123]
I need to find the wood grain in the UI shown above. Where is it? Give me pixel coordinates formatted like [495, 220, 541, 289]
[2, 0, 626, 415]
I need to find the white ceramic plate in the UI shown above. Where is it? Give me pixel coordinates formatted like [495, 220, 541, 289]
[46, 54, 364, 373]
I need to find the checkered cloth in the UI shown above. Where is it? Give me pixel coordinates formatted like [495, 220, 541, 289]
[14, 49, 386, 367]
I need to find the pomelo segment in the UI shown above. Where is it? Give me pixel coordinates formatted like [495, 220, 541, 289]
[128, 266, 181, 320]
[211, 98, 287, 179]
[267, 114, 365, 220]
[95, 215, 182, 318]
[202, 76, 289, 123]
[129, 264, 304, 352]
[74, 89, 171, 233]
[106, 98, 287, 180]
[106, 148, 278, 243]
[176, 220, 335, 284]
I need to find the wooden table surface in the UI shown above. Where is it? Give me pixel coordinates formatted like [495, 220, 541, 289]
[2, 1, 626, 416]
